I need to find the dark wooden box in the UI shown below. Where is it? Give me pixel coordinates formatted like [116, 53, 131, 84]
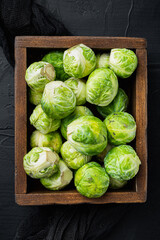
[15, 36, 147, 205]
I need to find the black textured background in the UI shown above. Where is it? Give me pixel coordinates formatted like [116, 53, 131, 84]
[0, 0, 160, 239]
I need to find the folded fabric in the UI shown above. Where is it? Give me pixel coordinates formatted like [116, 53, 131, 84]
[0, 0, 69, 66]
[14, 204, 129, 240]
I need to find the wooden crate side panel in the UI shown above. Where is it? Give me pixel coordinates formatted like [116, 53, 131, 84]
[15, 47, 27, 194]
[15, 191, 146, 205]
[135, 49, 148, 197]
[15, 36, 147, 49]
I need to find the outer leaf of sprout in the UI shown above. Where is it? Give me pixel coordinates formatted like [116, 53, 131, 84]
[42, 51, 69, 81]
[23, 147, 59, 178]
[40, 160, 73, 190]
[104, 112, 136, 145]
[30, 130, 62, 153]
[104, 145, 141, 181]
[63, 44, 96, 78]
[75, 162, 110, 198]
[97, 88, 128, 118]
[41, 81, 76, 119]
[65, 77, 86, 105]
[67, 116, 107, 156]
[25, 61, 56, 92]
[30, 104, 61, 134]
[60, 141, 92, 169]
[60, 106, 93, 140]
[109, 48, 138, 78]
[86, 68, 118, 106]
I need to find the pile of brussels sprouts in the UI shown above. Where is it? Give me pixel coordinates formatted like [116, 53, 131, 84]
[23, 44, 141, 198]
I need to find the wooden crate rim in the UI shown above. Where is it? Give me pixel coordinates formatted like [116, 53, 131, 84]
[15, 36, 147, 49]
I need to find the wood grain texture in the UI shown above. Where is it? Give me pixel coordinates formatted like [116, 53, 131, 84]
[14, 36, 147, 205]
[15, 36, 147, 49]
[15, 47, 27, 194]
[135, 49, 148, 198]
[15, 191, 146, 205]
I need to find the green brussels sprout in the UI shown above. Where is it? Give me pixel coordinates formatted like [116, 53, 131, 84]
[109, 177, 127, 189]
[42, 51, 69, 81]
[29, 89, 43, 105]
[23, 147, 59, 179]
[30, 104, 61, 134]
[75, 162, 110, 198]
[67, 116, 107, 156]
[25, 61, 56, 92]
[30, 130, 62, 153]
[97, 88, 128, 118]
[65, 77, 86, 105]
[96, 143, 114, 162]
[86, 68, 118, 106]
[96, 53, 110, 68]
[40, 159, 73, 190]
[63, 44, 96, 78]
[60, 141, 91, 169]
[104, 145, 141, 180]
[104, 112, 136, 145]
[41, 81, 76, 119]
[60, 106, 93, 140]
[109, 48, 138, 78]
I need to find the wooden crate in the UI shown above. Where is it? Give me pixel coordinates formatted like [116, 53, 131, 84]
[15, 36, 147, 205]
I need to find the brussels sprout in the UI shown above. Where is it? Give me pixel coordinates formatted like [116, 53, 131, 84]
[40, 159, 73, 190]
[97, 88, 128, 118]
[96, 53, 110, 68]
[67, 116, 107, 156]
[29, 89, 43, 105]
[86, 68, 118, 106]
[30, 130, 62, 153]
[109, 177, 127, 189]
[23, 147, 59, 179]
[96, 143, 114, 162]
[104, 145, 141, 180]
[63, 44, 96, 78]
[41, 81, 76, 119]
[104, 112, 136, 145]
[109, 48, 138, 78]
[25, 61, 56, 92]
[42, 51, 69, 81]
[65, 77, 86, 105]
[60, 106, 93, 139]
[75, 162, 110, 198]
[30, 105, 61, 134]
[60, 141, 91, 170]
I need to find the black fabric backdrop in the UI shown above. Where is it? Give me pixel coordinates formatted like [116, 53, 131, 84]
[0, 0, 160, 239]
